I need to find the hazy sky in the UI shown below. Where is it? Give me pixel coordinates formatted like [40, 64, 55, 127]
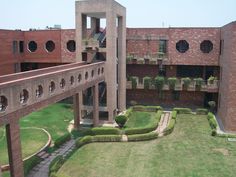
[0, 0, 236, 30]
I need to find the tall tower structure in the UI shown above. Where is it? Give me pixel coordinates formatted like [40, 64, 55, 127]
[75, 0, 126, 122]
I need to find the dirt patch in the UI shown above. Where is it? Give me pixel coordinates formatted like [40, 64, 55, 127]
[213, 148, 229, 156]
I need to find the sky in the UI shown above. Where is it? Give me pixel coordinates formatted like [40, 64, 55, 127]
[0, 0, 236, 30]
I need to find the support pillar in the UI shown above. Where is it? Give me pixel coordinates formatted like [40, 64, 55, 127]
[93, 83, 99, 126]
[91, 17, 100, 34]
[73, 93, 81, 129]
[6, 121, 24, 177]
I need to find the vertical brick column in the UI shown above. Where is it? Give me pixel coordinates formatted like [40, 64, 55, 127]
[93, 83, 99, 126]
[73, 93, 81, 129]
[6, 121, 24, 177]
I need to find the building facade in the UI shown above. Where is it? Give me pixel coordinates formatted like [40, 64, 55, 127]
[0, 11, 236, 131]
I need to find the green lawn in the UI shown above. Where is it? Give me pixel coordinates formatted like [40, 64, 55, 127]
[0, 128, 48, 165]
[0, 103, 73, 171]
[124, 111, 157, 128]
[57, 114, 236, 177]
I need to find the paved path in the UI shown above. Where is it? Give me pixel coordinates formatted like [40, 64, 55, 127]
[155, 111, 171, 137]
[27, 139, 76, 177]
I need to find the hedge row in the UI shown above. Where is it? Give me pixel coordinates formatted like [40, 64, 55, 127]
[49, 155, 65, 176]
[173, 108, 192, 114]
[124, 110, 163, 135]
[196, 108, 208, 115]
[127, 132, 158, 141]
[24, 156, 42, 176]
[91, 127, 121, 135]
[54, 133, 71, 148]
[132, 105, 163, 112]
[163, 111, 176, 136]
[76, 135, 122, 148]
[207, 112, 218, 136]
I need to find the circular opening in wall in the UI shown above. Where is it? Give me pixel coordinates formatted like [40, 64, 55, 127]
[49, 81, 55, 93]
[28, 41, 37, 52]
[70, 76, 75, 85]
[45, 40, 55, 52]
[0, 96, 8, 112]
[78, 74, 82, 83]
[20, 89, 29, 104]
[60, 79, 66, 89]
[67, 40, 76, 52]
[36, 85, 43, 98]
[176, 40, 189, 53]
[98, 68, 101, 75]
[91, 70, 94, 78]
[200, 40, 213, 53]
[85, 72, 88, 80]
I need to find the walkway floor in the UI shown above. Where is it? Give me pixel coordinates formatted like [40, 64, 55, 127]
[155, 111, 171, 136]
[27, 139, 76, 177]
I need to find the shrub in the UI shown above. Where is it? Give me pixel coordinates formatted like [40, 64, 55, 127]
[211, 129, 217, 136]
[208, 101, 216, 113]
[182, 77, 191, 89]
[93, 135, 122, 142]
[173, 108, 192, 114]
[196, 108, 208, 115]
[194, 78, 204, 90]
[127, 132, 158, 141]
[163, 118, 176, 136]
[54, 133, 71, 148]
[154, 76, 165, 90]
[49, 155, 65, 176]
[207, 112, 217, 129]
[167, 77, 177, 90]
[172, 111, 177, 119]
[143, 76, 152, 89]
[208, 76, 217, 84]
[115, 115, 128, 128]
[24, 156, 42, 176]
[132, 105, 162, 112]
[124, 127, 156, 135]
[76, 136, 93, 148]
[130, 76, 137, 89]
[91, 127, 121, 135]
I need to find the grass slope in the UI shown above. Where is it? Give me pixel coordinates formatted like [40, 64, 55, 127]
[57, 114, 236, 177]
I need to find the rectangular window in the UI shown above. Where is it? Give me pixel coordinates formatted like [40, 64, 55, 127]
[159, 40, 167, 54]
[12, 41, 18, 54]
[19, 41, 24, 53]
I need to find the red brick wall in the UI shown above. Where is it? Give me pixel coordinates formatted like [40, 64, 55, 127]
[127, 90, 204, 107]
[61, 29, 76, 63]
[23, 30, 62, 63]
[218, 22, 236, 131]
[0, 30, 24, 75]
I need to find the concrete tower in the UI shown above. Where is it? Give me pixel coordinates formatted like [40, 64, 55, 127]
[75, 0, 126, 122]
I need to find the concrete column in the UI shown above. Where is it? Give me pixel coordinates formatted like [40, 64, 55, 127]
[117, 16, 126, 112]
[106, 11, 117, 122]
[6, 121, 24, 177]
[73, 93, 81, 129]
[93, 83, 99, 126]
[91, 17, 100, 34]
[76, 12, 86, 62]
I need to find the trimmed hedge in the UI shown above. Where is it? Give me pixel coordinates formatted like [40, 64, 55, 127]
[24, 156, 42, 176]
[91, 127, 121, 135]
[143, 76, 152, 89]
[115, 115, 128, 128]
[196, 108, 208, 115]
[132, 105, 163, 112]
[163, 118, 176, 136]
[49, 155, 65, 176]
[173, 108, 192, 114]
[54, 133, 71, 148]
[127, 132, 158, 141]
[172, 111, 177, 119]
[207, 112, 217, 129]
[124, 110, 162, 135]
[76, 135, 122, 148]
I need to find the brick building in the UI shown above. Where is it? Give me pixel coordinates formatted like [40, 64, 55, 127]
[0, 21, 236, 131]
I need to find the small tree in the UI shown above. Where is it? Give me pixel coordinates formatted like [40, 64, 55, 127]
[182, 77, 191, 90]
[208, 101, 216, 113]
[115, 115, 128, 128]
[167, 77, 177, 90]
[143, 76, 152, 89]
[194, 78, 203, 91]
[130, 77, 137, 89]
[154, 76, 165, 90]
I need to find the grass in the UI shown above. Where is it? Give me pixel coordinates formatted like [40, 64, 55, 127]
[56, 114, 236, 177]
[0, 103, 73, 175]
[0, 128, 48, 165]
[124, 111, 157, 129]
